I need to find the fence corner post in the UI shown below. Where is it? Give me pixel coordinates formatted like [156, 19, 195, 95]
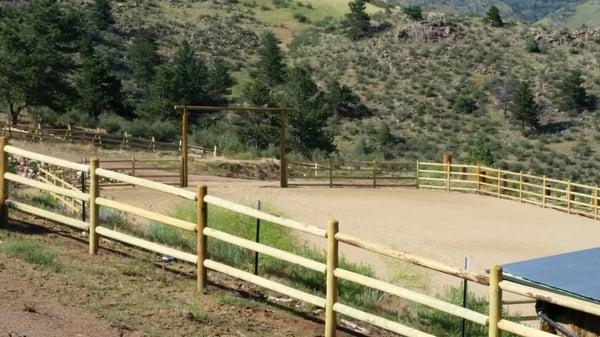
[197, 184, 208, 292]
[488, 264, 503, 337]
[88, 157, 99, 255]
[325, 219, 339, 337]
[0, 136, 8, 226]
[372, 160, 377, 188]
[415, 160, 420, 189]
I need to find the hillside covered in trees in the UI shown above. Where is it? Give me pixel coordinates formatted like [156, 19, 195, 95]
[1, 0, 600, 183]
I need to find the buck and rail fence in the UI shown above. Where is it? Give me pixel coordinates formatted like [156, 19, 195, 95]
[289, 156, 600, 221]
[0, 123, 216, 157]
[1, 136, 599, 337]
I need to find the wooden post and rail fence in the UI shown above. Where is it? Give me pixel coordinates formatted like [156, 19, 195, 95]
[289, 153, 600, 221]
[0, 136, 599, 337]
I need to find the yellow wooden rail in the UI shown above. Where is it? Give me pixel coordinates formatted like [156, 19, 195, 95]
[0, 138, 599, 337]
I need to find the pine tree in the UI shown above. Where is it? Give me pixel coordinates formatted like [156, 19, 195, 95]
[207, 59, 235, 106]
[510, 81, 541, 133]
[468, 133, 494, 166]
[403, 5, 423, 21]
[0, 0, 82, 125]
[557, 69, 588, 113]
[76, 55, 124, 119]
[256, 32, 286, 86]
[344, 0, 371, 40]
[485, 6, 503, 27]
[171, 40, 208, 104]
[324, 80, 370, 119]
[279, 65, 334, 156]
[126, 30, 161, 93]
[91, 0, 114, 30]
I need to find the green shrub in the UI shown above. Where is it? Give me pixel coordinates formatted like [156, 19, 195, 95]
[32, 192, 61, 211]
[98, 114, 126, 134]
[0, 238, 60, 271]
[403, 5, 423, 21]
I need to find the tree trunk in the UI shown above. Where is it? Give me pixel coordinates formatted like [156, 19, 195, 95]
[8, 103, 18, 126]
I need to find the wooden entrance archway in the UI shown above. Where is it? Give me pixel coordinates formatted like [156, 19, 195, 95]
[173, 106, 293, 188]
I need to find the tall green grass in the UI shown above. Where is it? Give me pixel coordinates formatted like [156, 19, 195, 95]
[0, 237, 61, 271]
[109, 202, 382, 310]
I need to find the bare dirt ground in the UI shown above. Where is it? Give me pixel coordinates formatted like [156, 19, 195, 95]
[0, 265, 138, 337]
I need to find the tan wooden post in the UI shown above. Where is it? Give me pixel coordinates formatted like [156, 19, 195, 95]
[181, 107, 189, 188]
[595, 186, 598, 221]
[0, 137, 8, 226]
[460, 166, 466, 181]
[443, 154, 452, 192]
[477, 165, 481, 194]
[280, 111, 288, 188]
[415, 160, 420, 189]
[197, 184, 208, 291]
[325, 219, 339, 337]
[329, 158, 333, 188]
[314, 162, 318, 177]
[131, 157, 136, 177]
[519, 171, 523, 203]
[489, 265, 503, 337]
[179, 156, 185, 187]
[497, 171, 501, 198]
[542, 176, 547, 208]
[567, 180, 572, 214]
[151, 136, 156, 152]
[372, 160, 377, 188]
[89, 158, 100, 255]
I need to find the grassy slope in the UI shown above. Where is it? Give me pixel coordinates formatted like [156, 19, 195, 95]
[542, 0, 600, 28]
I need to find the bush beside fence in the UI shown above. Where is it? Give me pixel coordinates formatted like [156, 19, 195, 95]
[0, 137, 597, 337]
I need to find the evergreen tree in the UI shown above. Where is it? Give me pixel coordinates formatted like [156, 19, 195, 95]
[403, 5, 423, 21]
[237, 80, 281, 150]
[485, 6, 503, 27]
[510, 81, 541, 134]
[256, 32, 286, 86]
[207, 59, 235, 106]
[468, 133, 494, 165]
[126, 30, 161, 93]
[91, 0, 114, 30]
[171, 40, 208, 104]
[279, 65, 334, 156]
[557, 69, 589, 113]
[0, 0, 82, 125]
[344, 0, 371, 40]
[525, 38, 541, 53]
[324, 80, 370, 119]
[76, 54, 124, 119]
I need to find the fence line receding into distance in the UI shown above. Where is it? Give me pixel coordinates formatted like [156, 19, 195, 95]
[0, 137, 597, 337]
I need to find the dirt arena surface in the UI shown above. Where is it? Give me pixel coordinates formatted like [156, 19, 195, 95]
[104, 178, 600, 291]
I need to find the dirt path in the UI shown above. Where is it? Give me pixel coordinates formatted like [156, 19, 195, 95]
[0, 265, 138, 337]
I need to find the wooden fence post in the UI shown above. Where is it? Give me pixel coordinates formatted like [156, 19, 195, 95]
[181, 107, 189, 188]
[496, 171, 501, 198]
[477, 165, 481, 194]
[89, 158, 99, 255]
[179, 156, 185, 188]
[197, 184, 208, 291]
[329, 158, 333, 188]
[567, 180, 572, 214]
[488, 265, 503, 337]
[416, 160, 420, 189]
[519, 171, 523, 203]
[372, 160, 377, 188]
[0, 137, 8, 226]
[443, 154, 452, 192]
[314, 163, 319, 177]
[542, 176, 547, 208]
[131, 157, 136, 177]
[279, 111, 288, 188]
[595, 186, 598, 221]
[325, 219, 339, 337]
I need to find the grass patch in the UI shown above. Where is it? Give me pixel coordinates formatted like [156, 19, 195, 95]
[31, 192, 62, 211]
[0, 237, 61, 271]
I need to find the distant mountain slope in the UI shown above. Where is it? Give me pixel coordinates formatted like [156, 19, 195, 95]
[389, 0, 586, 23]
[540, 0, 600, 28]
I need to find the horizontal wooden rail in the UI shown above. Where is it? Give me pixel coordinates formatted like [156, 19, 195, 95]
[95, 226, 197, 264]
[497, 319, 557, 337]
[335, 233, 489, 285]
[5, 173, 88, 201]
[95, 198, 196, 232]
[95, 168, 196, 200]
[203, 259, 326, 308]
[5, 145, 89, 171]
[204, 195, 326, 237]
[204, 227, 326, 273]
[335, 268, 488, 325]
[333, 303, 435, 337]
[499, 280, 600, 317]
[6, 199, 88, 230]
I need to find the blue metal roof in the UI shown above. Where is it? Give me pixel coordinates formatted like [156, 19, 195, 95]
[502, 247, 600, 304]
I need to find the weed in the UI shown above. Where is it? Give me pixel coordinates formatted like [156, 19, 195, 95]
[31, 192, 61, 211]
[0, 237, 61, 271]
